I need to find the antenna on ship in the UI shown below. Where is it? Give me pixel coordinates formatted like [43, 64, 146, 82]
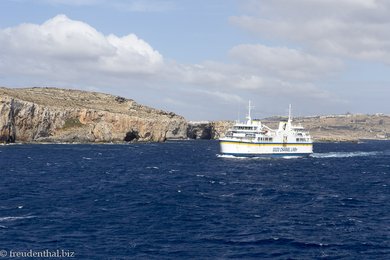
[288, 104, 292, 122]
[246, 100, 254, 124]
[236, 103, 241, 123]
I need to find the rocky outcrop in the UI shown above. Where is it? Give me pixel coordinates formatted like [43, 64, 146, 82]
[187, 121, 233, 140]
[0, 87, 187, 143]
[187, 122, 212, 139]
[210, 121, 234, 139]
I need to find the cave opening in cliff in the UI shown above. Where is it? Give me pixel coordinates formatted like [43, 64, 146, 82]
[124, 130, 139, 142]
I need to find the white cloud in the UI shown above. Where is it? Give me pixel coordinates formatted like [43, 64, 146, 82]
[162, 59, 334, 102]
[232, 0, 390, 63]
[0, 14, 163, 77]
[102, 34, 163, 74]
[191, 89, 244, 103]
[229, 44, 343, 80]
[166, 61, 266, 90]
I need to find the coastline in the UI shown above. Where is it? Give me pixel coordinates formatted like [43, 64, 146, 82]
[1, 87, 389, 144]
[2, 138, 390, 145]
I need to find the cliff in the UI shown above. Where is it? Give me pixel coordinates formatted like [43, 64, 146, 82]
[188, 114, 390, 142]
[0, 87, 188, 143]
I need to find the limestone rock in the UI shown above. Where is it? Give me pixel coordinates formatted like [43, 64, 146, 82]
[187, 121, 234, 140]
[0, 87, 187, 143]
[187, 121, 212, 139]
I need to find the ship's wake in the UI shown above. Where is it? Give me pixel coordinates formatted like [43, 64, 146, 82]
[218, 151, 387, 159]
[216, 154, 269, 160]
[310, 151, 380, 158]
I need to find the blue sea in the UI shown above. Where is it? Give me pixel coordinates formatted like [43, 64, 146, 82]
[0, 141, 389, 259]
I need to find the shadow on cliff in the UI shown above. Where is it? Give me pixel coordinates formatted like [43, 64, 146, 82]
[124, 130, 139, 142]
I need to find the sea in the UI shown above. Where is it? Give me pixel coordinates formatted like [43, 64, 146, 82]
[0, 140, 389, 259]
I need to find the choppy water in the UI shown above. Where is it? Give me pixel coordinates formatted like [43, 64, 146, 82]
[0, 141, 389, 259]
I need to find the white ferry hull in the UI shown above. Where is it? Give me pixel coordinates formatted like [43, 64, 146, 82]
[219, 140, 313, 157]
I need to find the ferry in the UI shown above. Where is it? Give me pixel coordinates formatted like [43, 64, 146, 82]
[219, 102, 313, 157]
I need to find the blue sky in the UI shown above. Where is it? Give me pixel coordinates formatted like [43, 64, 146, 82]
[1, 0, 390, 120]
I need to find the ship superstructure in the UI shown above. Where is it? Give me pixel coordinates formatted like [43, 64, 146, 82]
[219, 102, 313, 156]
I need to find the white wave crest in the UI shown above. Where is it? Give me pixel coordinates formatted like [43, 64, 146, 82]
[216, 154, 264, 160]
[281, 156, 303, 159]
[217, 154, 245, 159]
[0, 215, 36, 222]
[311, 151, 379, 158]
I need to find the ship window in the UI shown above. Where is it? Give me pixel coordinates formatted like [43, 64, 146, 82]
[258, 137, 273, 142]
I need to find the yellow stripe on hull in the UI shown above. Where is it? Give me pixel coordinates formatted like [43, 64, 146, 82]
[219, 141, 312, 147]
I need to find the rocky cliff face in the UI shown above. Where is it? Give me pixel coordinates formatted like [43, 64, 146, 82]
[187, 121, 234, 140]
[187, 122, 212, 139]
[0, 87, 188, 143]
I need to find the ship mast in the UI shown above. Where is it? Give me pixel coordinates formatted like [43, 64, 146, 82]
[288, 104, 292, 122]
[246, 100, 253, 124]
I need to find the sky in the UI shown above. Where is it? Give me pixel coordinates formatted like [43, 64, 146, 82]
[0, 0, 390, 120]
